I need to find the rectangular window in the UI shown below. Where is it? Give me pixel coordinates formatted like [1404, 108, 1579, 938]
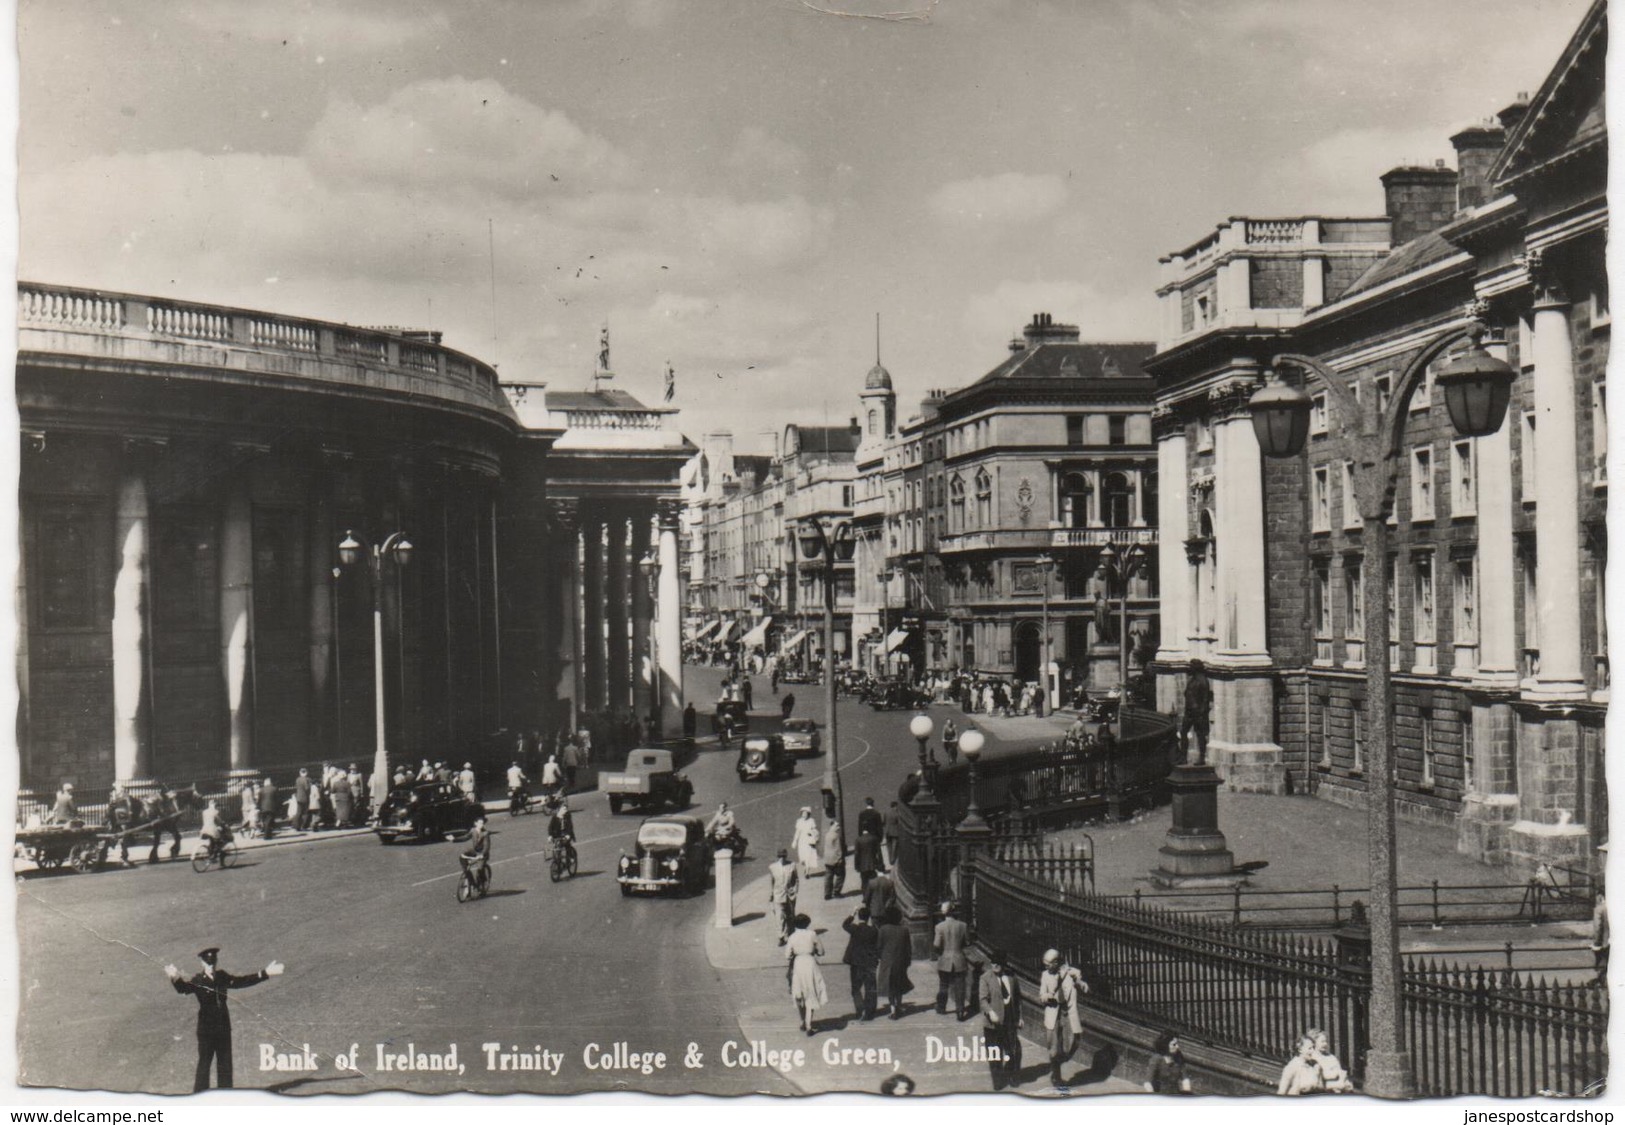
[1314, 567, 1333, 663]
[1345, 558, 1365, 665]
[1522, 543, 1540, 679]
[1342, 461, 1361, 529]
[842, 485, 854, 507]
[1196, 417, 1213, 453]
[1451, 440, 1476, 517]
[1411, 447, 1434, 521]
[1462, 708, 1475, 791]
[1452, 556, 1478, 674]
[1310, 392, 1329, 435]
[1108, 416, 1127, 446]
[1352, 705, 1364, 774]
[1375, 373, 1393, 414]
[1387, 556, 1400, 668]
[1593, 281, 1611, 331]
[1521, 411, 1538, 502]
[1318, 698, 1331, 767]
[1413, 552, 1436, 672]
[1066, 415, 1085, 446]
[1312, 466, 1331, 532]
[1421, 709, 1436, 787]
[1412, 362, 1433, 411]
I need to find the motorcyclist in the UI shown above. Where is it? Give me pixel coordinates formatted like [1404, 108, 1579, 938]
[506, 761, 529, 813]
[707, 802, 742, 850]
[461, 814, 492, 884]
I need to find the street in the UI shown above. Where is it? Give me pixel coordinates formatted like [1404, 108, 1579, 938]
[16, 667, 980, 1096]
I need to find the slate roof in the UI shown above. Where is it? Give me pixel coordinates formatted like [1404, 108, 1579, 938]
[1340, 228, 1464, 298]
[546, 387, 659, 412]
[788, 424, 863, 455]
[972, 341, 1154, 384]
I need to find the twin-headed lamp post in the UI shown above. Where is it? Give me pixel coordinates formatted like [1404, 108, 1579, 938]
[797, 518, 855, 840]
[1095, 542, 1150, 697]
[337, 529, 413, 804]
[1246, 323, 1515, 1099]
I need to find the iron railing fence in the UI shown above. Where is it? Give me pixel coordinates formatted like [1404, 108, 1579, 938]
[962, 853, 1608, 1097]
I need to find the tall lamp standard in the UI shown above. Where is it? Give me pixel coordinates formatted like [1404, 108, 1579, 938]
[1034, 553, 1056, 714]
[338, 530, 414, 804]
[878, 567, 895, 678]
[1247, 321, 1515, 1099]
[797, 518, 855, 840]
[639, 552, 663, 740]
[1095, 543, 1150, 696]
[956, 728, 990, 839]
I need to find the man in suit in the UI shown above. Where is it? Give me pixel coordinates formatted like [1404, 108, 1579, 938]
[768, 850, 798, 946]
[977, 948, 1022, 1090]
[841, 907, 880, 1021]
[257, 777, 279, 839]
[147, 787, 182, 863]
[932, 904, 970, 1020]
[293, 768, 312, 831]
[857, 797, 884, 840]
[854, 829, 882, 896]
[864, 864, 896, 926]
[166, 947, 284, 1091]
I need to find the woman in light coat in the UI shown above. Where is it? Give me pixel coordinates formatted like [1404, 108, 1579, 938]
[784, 913, 828, 1035]
[1038, 948, 1086, 1088]
[790, 807, 822, 880]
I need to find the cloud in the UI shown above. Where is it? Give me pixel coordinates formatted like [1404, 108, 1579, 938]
[177, 3, 448, 51]
[305, 79, 631, 198]
[927, 172, 1068, 226]
[724, 127, 810, 193]
[963, 279, 1159, 349]
[1291, 126, 1455, 213]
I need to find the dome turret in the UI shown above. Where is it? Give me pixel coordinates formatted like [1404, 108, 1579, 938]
[865, 362, 893, 390]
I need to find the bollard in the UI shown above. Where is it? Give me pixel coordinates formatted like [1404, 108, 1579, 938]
[714, 849, 733, 928]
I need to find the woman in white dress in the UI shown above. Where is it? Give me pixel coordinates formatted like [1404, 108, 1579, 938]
[784, 913, 828, 1035]
[1310, 1029, 1353, 1092]
[790, 807, 821, 880]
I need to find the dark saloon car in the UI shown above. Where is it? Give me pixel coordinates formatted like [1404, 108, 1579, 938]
[376, 781, 480, 844]
[715, 698, 750, 735]
[779, 717, 822, 757]
[617, 815, 713, 896]
[736, 734, 794, 782]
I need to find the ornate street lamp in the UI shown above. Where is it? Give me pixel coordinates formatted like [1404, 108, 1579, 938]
[879, 567, 895, 677]
[1095, 543, 1149, 696]
[338, 529, 413, 805]
[1247, 321, 1513, 1099]
[639, 551, 663, 738]
[956, 728, 990, 838]
[1035, 553, 1056, 715]
[799, 517, 854, 838]
[909, 712, 935, 797]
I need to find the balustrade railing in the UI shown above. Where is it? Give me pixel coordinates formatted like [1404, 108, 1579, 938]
[1245, 219, 1305, 245]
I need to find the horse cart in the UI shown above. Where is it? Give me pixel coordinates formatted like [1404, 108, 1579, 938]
[14, 823, 111, 873]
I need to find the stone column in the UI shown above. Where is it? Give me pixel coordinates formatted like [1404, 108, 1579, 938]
[606, 514, 631, 714]
[631, 511, 654, 727]
[1153, 409, 1190, 674]
[1459, 337, 1520, 862]
[581, 516, 604, 712]
[1208, 375, 1283, 793]
[308, 488, 336, 756]
[16, 510, 30, 782]
[549, 500, 581, 732]
[112, 470, 153, 784]
[657, 501, 684, 737]
[220, 485, 255, 775]
[1527, 284, 1586, 700]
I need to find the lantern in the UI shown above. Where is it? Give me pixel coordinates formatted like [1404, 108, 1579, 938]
[1248, 379, 1313, 459]
[1435, 340, 1517, 438]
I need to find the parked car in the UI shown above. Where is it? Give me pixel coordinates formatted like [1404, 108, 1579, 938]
[779, 717, 822, 757]
[867, 679, 931, 711]
[376, 782, 481, 844]
[600, 748, 695, 815]
[736, 734, 795, 782]
[617, 815, 713, 896]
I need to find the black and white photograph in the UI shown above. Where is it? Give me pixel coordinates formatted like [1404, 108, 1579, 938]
[6, 0, 1613, 1108]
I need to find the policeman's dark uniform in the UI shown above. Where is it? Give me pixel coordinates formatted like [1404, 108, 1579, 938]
[171, 948, 269, 1091]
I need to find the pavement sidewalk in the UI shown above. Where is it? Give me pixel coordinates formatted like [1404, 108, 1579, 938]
[704, 860, 1142, 1098]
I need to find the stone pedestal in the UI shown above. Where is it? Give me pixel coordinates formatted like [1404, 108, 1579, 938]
[714, 849, 733, 927]
[1151, 764, 1244, 888]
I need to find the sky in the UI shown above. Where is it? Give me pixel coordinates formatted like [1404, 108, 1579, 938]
[16, 0, 1593, 454]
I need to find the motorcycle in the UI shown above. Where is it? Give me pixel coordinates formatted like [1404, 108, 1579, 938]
[710, 826, 748, 860]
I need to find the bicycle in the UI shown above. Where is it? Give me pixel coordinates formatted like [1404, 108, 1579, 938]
[456, 854, 492, 902]
[548, 839, 579, 882]
[508, 787, 531, 817]
[190, 835, 239, 873]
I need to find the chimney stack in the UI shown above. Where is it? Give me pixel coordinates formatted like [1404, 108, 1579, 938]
[1451, 121, 1508, 211]
[1380, 161, 1459, 247]
[1497, 92, 1531, 134]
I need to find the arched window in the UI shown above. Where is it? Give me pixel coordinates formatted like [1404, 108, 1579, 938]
[974, 468, 993, 528]
[949, 474, 966, 531]
[1060, 472, 1092, 529]
[1103, 472, 1132, 528]
[867, 409, 877, 435]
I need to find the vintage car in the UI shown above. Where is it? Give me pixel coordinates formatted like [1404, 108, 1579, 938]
[779, 717, 822, 757]
[616, 815, 713, 896]
[714, 698, 750, 735]
[736, 734, 794, 782]
[867, 679, 932, 711]
[376, 781, 481, 844]
[600, 748, 695, 815]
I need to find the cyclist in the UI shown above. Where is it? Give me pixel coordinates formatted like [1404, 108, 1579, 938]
[540, 754, 564, 800]
[199, 798, 233, 861]
[547, 800, 577, 868]
[461, 814, 492, 888]
[506, 761, 530, 815]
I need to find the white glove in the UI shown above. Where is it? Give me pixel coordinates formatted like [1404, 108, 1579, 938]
[265, 961, 285, 977]
[163, 964, 180, 979]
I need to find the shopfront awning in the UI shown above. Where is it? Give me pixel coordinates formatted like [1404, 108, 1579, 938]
[740, 616, 772, 649]
[693, 619, 720, 641]
[716, 619, 739, 643]
[778, 629, 810, 653]
[884, 628, 912, 654]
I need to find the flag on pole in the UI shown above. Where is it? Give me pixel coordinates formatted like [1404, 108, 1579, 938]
[664, 361, 675, 403]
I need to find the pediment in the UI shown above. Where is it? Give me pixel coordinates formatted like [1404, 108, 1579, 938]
[1492, 0, 1606, 189]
